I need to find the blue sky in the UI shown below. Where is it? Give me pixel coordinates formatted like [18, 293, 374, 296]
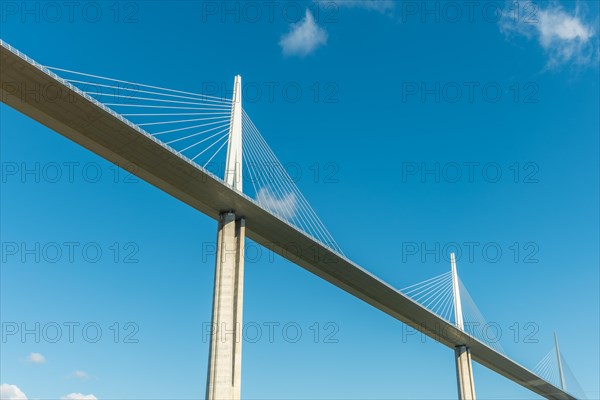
[1, 1, 599, 399]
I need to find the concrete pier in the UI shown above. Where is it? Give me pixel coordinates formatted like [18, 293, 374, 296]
[455, 345, 476, 400]
[206, 212, 245, 400]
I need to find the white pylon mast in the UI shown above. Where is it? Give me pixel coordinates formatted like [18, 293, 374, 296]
[451, 252, 475, 399]
[225, 75, 242, 191]
[451, 252, 464, 330]
[206, 76, 245, 400]
[554, 332, 567, 391]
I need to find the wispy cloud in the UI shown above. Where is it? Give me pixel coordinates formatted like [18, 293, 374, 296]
[27, 352, 46, 364]
[279, 9, 328, 57]
[327, 0, 394, 14]
[500, 2, 598, 68]
[60, 394, 97, 400]
[70, 371, 90, 380]
[0, 384, 28, 400]
[257, 188, 297, 219]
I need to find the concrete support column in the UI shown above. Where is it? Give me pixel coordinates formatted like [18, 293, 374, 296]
[206, 212, 245, 400]
[455, 345, 476, 400]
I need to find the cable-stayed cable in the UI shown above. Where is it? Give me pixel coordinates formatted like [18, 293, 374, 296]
[240, 109, 343, 256]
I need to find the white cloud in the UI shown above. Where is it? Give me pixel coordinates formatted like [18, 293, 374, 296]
[70, 371, 89, 380]
[328, 0, 394, 14]
[257, 188, 297, 219]
[500, 2, 597, 68]
[0, 384, 28, 400]
[60, 394, 97, 400]
[27, 353, 45, 364]
[538, 8, 593, 44]
[279, 9, 328, 57]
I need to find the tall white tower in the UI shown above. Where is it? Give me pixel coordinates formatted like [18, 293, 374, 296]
[451, 252, 464, 330]
[451, 252, 476, 400]
[206, 76, 245, 400]
[554, 332, 567, 391]
[225, 75, 243, 191]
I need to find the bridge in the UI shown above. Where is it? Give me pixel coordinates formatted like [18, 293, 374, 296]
[0, 40, 584, 400]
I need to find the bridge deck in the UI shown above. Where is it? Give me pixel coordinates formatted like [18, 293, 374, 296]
[0, 42, 574, 400]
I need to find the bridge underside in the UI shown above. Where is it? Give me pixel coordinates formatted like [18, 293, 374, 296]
[0, 43, 575, 400]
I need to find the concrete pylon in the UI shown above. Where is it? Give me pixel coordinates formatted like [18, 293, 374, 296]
[455, 345, 476, 400]
[451, 253, 476, 400]
[224, 75, 243, 192]
[206, 76, 245, 400]
[554, 332, 567, 391]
